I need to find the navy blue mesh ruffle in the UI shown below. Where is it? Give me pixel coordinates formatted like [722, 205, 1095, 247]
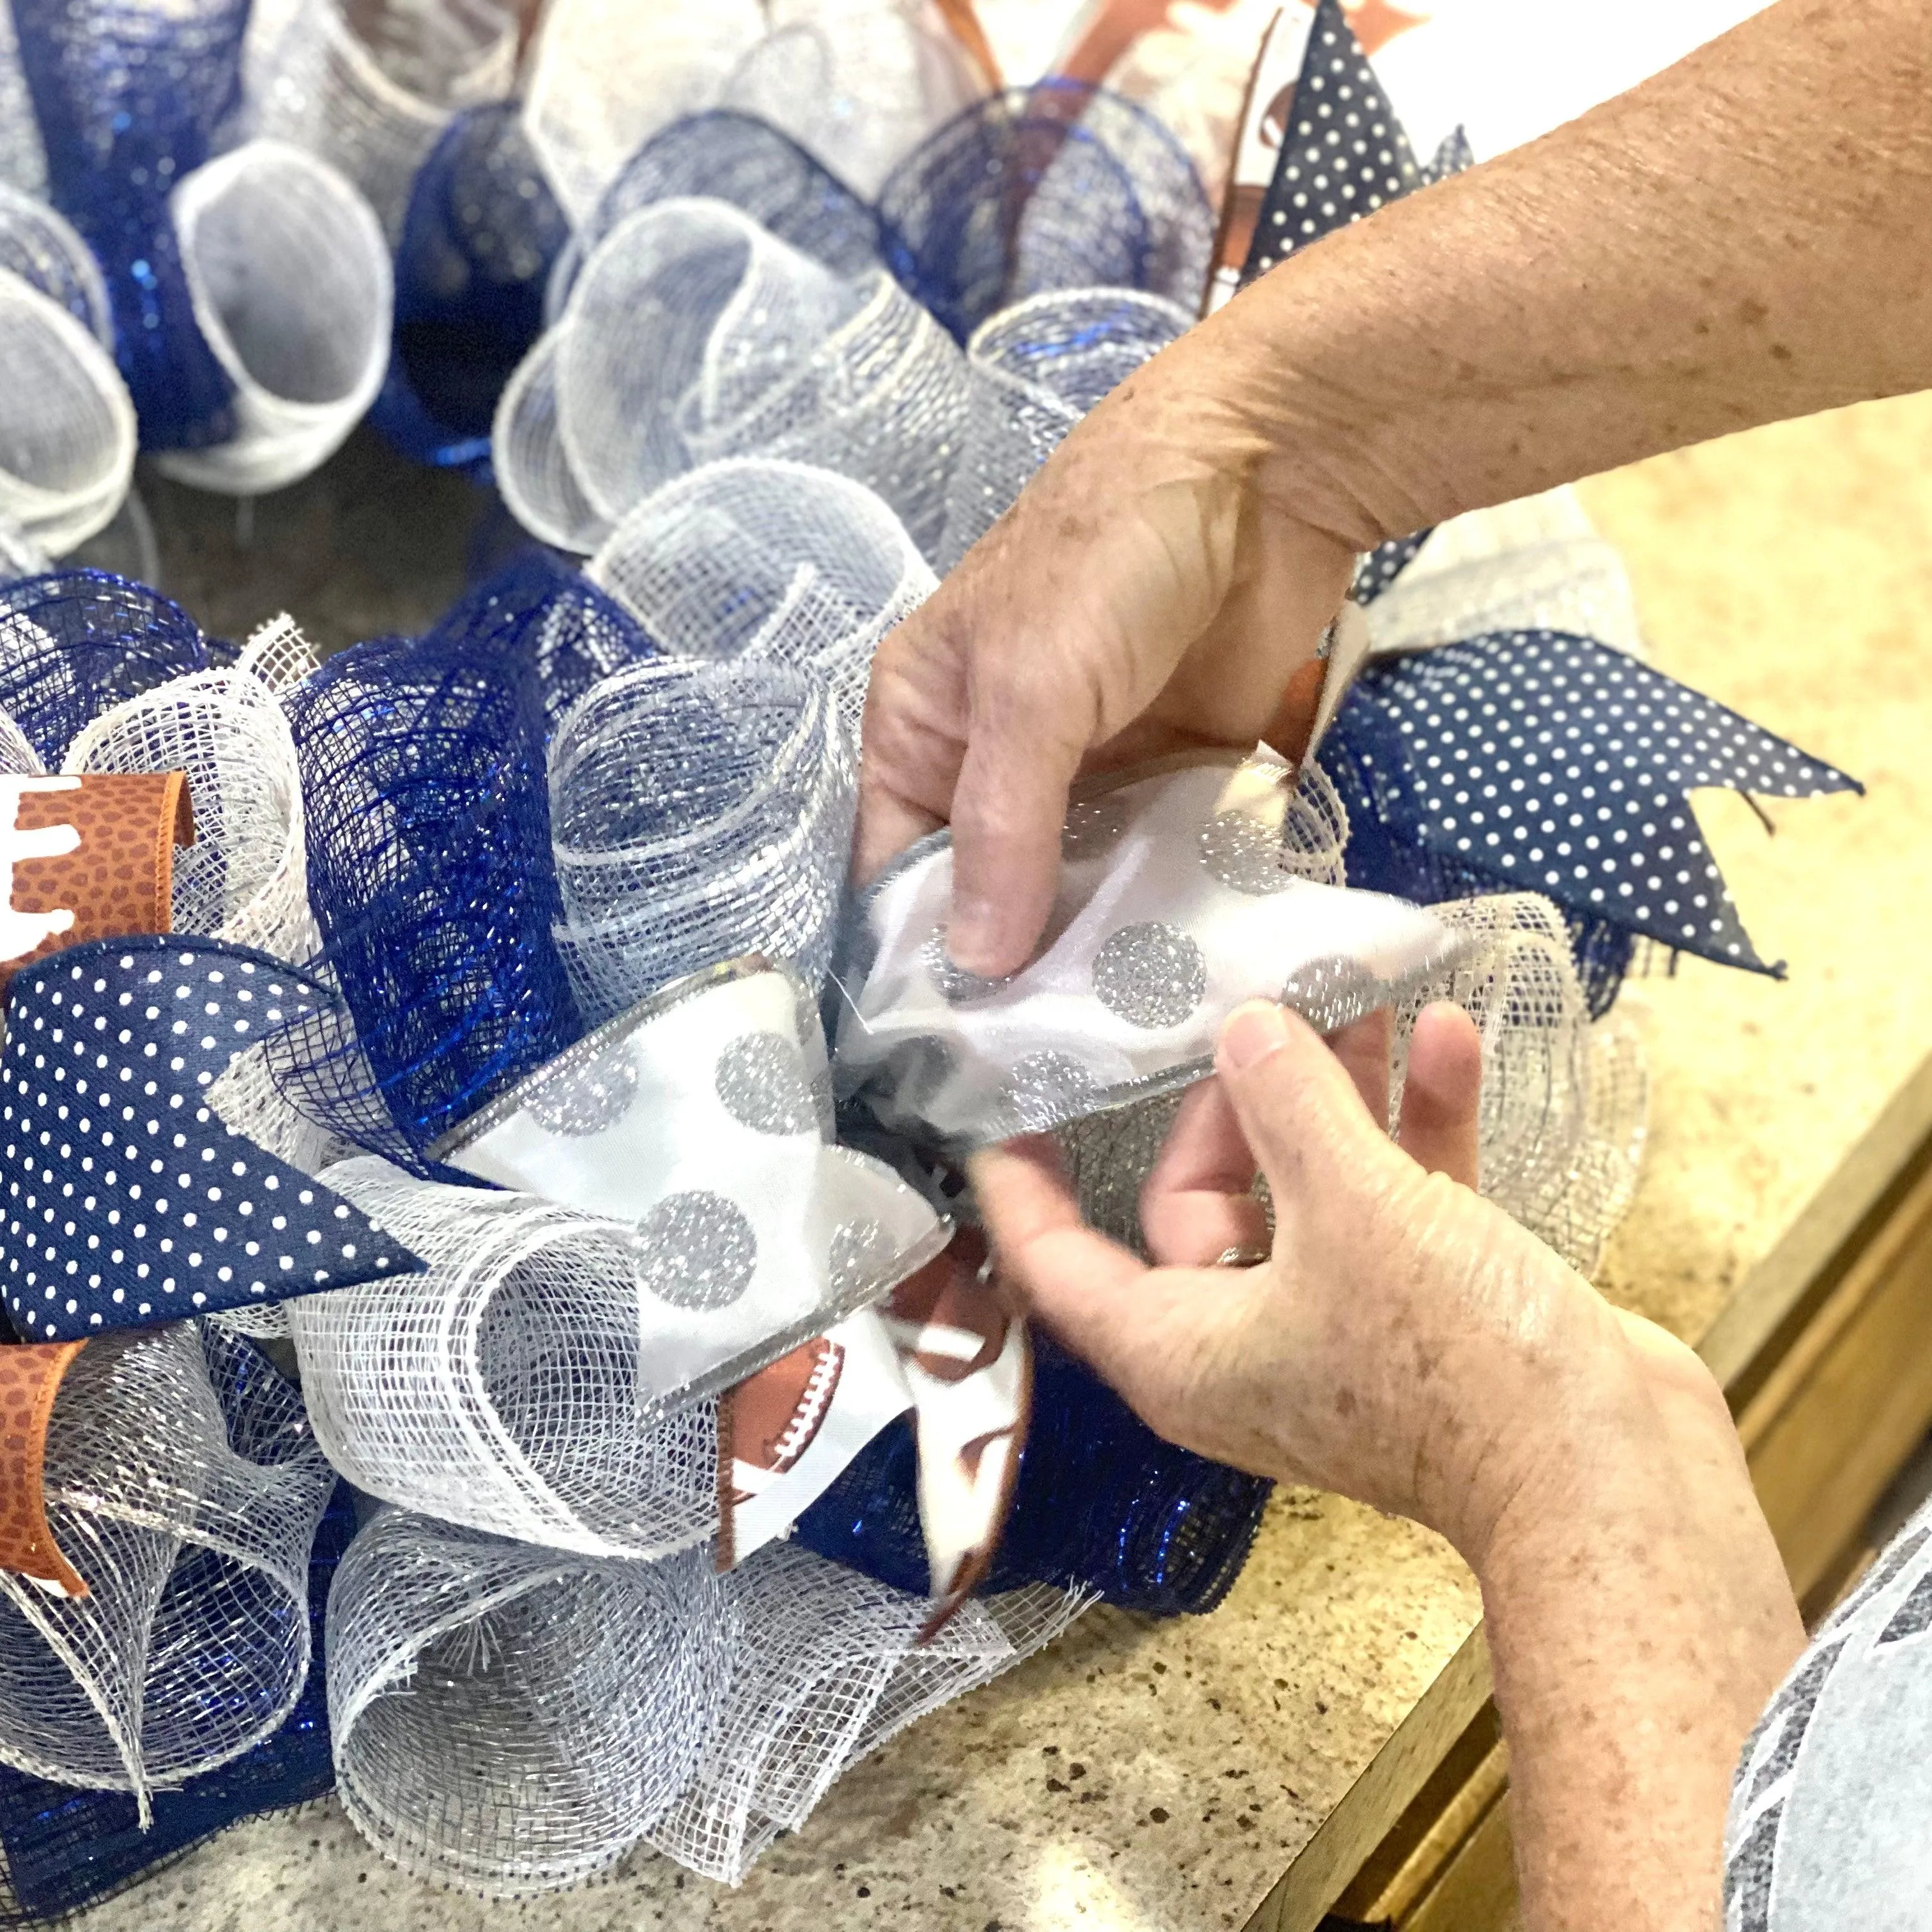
[372, 102, 571, 477]
[575, 110, 885, 288]
[795, 1334, 1270, 1616]
[11, 0, 245, 448]
[878, 81, 1213, 344]
[0, 571, 208, 766]
[280, 619, 584, 1166]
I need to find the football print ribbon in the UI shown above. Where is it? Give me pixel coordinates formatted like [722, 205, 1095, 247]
[0, 936, 423, 1338]
[0, 772, 192, 996]
[0, 1338, 86, 1596]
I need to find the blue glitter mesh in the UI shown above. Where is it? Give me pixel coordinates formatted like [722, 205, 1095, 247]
[567, 110, 885, 296]
[0, 1332, 350, 1925]
[372, 102, 571, 477]
[11, 0, 245, 448]
[0, 569, 207, 765]
[795, 1335, 1269, 1616]
[878, 81, 1214, 346]
[420, 549, 658, 732]
[0, 1476, 352, 1924]
[280, 622, 583, 1167]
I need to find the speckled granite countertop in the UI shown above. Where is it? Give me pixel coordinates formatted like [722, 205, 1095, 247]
[68, 390, 1932, 1932]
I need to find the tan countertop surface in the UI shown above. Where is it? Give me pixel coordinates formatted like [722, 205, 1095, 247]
[72, 391, 1932, 1932]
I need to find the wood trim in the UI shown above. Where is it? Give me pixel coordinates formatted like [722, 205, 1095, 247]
[1278, 1048, 1932, 1932]
[1243, 1625, 1492, 1932]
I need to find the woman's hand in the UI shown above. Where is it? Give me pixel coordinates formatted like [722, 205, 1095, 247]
[856, 328, 1364, 980]
[973, 998, 1685, 1565]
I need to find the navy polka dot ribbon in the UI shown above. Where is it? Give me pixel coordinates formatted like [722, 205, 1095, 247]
[1, 937, 424, 1340]
[1322, 630, 1863, 971]
[1238, 0, 1473, 606]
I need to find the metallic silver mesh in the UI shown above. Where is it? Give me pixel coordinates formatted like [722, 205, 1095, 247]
[937, 286, 1193, 571]
[0, 9, 48, 197]
[243, 0, 518, 240]
[328, 1510, 1085, 1895]
[0, 1324, 334, 1818]
[588, 458, 935, 735]
[152, 141, 392, 496]
[548, 659, 857, 1016]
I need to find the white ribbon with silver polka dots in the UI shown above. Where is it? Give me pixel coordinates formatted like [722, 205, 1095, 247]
[835, 750, 1466, 1148]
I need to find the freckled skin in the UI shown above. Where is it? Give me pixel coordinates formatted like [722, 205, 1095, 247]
[858, 4, 1931, 1927]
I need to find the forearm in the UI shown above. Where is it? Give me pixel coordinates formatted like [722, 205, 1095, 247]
[1471, 1337, 1804, 1931]
[1176, 0, 1932, 547]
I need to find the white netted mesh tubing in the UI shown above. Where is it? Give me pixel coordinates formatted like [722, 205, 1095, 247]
[0, 188, 135, 556]
[151, 140, 392, 496]
[242, 0, 519, 238]
[1367, 486, 1648, 661]
[521, 0, 767, 227]
[548, 658, 857, 1015]
[937, 285, 1193, 572]
[721, 0, 988, 199]
[288, 1162, 723, 1559]
[588, 458, 935, 735]
[495, 197, 969, 560]
[326, 1508, 1086, 1893]
[1395, 893, 1648, 1276]
[0, 1324, 335, 1818]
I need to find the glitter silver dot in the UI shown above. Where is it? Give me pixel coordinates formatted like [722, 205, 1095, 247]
[1062, 794, 1133, 861]
[828, 1218, 897, 1297]
[714, 1031, 817, 1135]
[523, 1042, 639, 1136]
[1199, 811, 1291, 894]
[1280, 956, 1388, 1035]
[1091, 923, 1207, 1029]
[923, 930, 1013, 1006]
[631, 1191, 756, 1310]
[993, 1050, 1101, 1135]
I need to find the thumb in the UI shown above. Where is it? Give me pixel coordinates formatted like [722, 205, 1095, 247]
[1212, 1000, 1393, 1214]
[944, 675, 1089, 978]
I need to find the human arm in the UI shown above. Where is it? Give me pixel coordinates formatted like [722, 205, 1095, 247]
[859, 0, 1932, 975]
[973, 1002, 1805, 1931]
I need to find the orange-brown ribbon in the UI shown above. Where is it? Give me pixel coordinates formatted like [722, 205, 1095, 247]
[0, 1340, 88, 1597]
[0, 772, 194, 998]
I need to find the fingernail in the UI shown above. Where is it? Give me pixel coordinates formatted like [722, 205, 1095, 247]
[1217, 1001, 1290, 1073]
[946, 898, 1012, 979]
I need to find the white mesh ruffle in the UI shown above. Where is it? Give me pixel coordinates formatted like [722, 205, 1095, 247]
[1366, 485, 1648, 659]
[937, 285, 1194, 571]
[327, 1509, 1085, 1894]
[0, 8, 47, 198]
[289, 1165, 724, 1560]
[1398, 893, 1648, 1276]
[496, 198, 969, 560]
[0, 231, 135, 556]
[242, 0, 519, 240]
[150, 141, 392, 496]
[588, 458, 935, 735]
[719, 0, 988, 200]
[523, 0, 767, 227]
[0, 1325, 335, 1817]
[548, 659, 857, 1011]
